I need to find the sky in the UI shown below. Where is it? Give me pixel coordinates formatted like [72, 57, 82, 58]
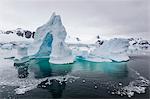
[0, 0, 149, 40]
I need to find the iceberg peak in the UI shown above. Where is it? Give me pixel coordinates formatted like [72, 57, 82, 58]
[46, 12, 62, 26]
[34, 12, 64, 41]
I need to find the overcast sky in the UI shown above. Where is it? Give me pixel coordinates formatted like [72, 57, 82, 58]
[0, 0, 149, 40]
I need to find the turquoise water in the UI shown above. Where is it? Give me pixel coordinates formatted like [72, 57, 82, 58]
[0, 55, 150, 99]
[28, 58, 128, 79]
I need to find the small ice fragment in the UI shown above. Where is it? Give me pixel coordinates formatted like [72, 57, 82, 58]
[119, 82, 122, 86]
[94, 85, 98, 89]
[111, 92, 115, 94]
[82, 79, 86, 83]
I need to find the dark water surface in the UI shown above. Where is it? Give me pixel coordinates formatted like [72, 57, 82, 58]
[0, 55, 150, 99]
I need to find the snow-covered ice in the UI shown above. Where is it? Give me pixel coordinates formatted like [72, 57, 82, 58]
[84, 38, 130, 62]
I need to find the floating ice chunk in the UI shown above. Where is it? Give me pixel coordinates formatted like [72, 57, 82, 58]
[82, 79, 86, 83]
[86, 38, 130, 62]
[118, 82, 122, 86]
[94, 85, 98, 89]
[114, 75, 150, 97]
[14, 75, 80, 95]
[15, 85, 37, 95]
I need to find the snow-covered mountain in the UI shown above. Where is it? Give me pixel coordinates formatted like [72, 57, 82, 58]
[127, 38, 150, 55]
[0, 28, 34, 50]
[129, 38, 150, 49]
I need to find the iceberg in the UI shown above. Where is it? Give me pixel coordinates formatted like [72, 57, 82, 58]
[31, 12, 74, 64]
[85, 38, 130, 62]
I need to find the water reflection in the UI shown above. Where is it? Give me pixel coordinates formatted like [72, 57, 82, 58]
[73, 59, 128, 78]
[14, 58, 128, 98]
[14, 58, 72, 98]
[14, 62, 29, 78]
[14, 58, 128, 79]
[38, 79, 66, 98]
[29, 58, 73, 78]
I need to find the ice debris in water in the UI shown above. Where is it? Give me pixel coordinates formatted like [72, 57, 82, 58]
[94, 85, 98, 89]
[14, 75, 80, 95]
[82, 79, 86, 83]
[118, 82, 122, 86]
[114, 76, 150, 97]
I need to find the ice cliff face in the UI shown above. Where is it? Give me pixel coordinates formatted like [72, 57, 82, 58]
[33, 12, 74, 64]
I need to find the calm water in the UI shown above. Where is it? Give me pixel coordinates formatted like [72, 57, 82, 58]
[0, 54, 150, 99]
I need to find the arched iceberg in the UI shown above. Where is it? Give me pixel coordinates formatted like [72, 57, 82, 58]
[29, 12, 75, 64]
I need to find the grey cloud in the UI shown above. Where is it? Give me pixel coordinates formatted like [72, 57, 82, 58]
[0, 0, 149, 39]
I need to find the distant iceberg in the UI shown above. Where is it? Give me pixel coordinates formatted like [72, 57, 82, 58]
[84, 38, 130, 62]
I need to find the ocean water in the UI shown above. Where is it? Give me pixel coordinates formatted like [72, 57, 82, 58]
[0, 50, 150, 99]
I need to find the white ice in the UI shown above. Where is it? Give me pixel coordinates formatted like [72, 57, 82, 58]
[30, 12, 75, 64]
[85, 38, 130, 62]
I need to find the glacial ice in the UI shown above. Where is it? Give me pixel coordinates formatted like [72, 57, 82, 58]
[85, 38, 130, 62]
[30, 12, 74, 64]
